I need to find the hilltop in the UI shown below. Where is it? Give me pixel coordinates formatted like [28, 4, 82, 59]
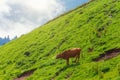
[0, 0, 120, 80]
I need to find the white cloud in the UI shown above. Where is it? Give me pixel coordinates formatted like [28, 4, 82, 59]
[0, 0, 10, 15]
[0, 0, 65, 39]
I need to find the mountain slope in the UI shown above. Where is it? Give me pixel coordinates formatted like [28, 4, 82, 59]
[0, 0, 120, 80]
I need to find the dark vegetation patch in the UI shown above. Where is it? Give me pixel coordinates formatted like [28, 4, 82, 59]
[101, 67, 110, 73]
[93, 48, 120, 61]
[88, 47, 94, 52]
[65, 19, 69, 24]
[14, 68, 36, 80]
[24, 52, 31, 56]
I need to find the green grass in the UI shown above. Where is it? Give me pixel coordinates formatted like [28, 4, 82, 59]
[0, 0, 120, 80]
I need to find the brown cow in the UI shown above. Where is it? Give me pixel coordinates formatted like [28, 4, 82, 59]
[56, 48, 81, 65]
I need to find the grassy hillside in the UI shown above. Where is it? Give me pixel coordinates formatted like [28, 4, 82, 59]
[0, 0, 120, 80]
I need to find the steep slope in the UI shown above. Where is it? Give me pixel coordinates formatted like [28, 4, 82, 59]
[0, 0, 120, 80]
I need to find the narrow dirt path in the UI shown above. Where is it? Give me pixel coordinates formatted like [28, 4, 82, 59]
[93, 48, 120, 61]
[14, 69, 36, 80]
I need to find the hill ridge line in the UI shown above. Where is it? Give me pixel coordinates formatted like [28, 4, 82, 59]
[44, 0, 96, 25]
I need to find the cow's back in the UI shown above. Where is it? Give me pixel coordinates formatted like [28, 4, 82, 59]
[63, 48, 81, 58]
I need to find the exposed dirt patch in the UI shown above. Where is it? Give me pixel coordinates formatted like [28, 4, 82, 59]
[93, 48, 120, 61]
[14, 69, 36, 80]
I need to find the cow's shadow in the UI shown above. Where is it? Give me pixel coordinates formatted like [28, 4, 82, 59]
[53, 63, 80, 79]
[66, 62, 80, 68]
[60, 63, 80, 72]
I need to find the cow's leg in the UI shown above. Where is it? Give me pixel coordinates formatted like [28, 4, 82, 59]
[77, 55, 80, 62]
[77, 54, 80, 62]
[66, 59, 69, 65]
[74, 56, 77, 63]
[73, 57, 76, 63]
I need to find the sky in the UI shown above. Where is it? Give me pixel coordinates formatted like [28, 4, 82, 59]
[0, 0, 88, 39]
